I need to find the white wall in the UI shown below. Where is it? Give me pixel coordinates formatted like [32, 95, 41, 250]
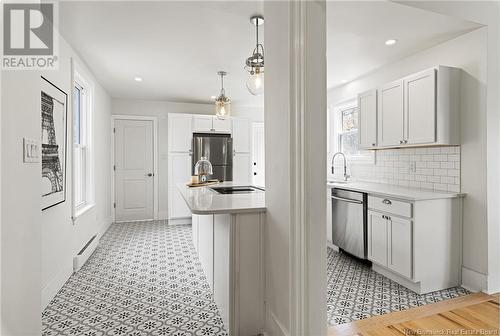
[398, 0, 500, 295]
[264, 1, 327, 335]
[1, 34, 112, 334]
[40, 38, 113, 310]
[328, 27, 489, 291]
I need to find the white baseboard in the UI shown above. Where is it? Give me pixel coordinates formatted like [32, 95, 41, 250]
[168, 218, 192, 225]
[41, 263, 73, 310]
[461, 267, 487, 292]
[265, 309, 290, 336]
[158, 211, 168, 220]
[73, 234, 100, 272]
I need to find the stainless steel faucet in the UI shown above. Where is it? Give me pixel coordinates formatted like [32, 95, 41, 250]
[331, 152, 349, 181]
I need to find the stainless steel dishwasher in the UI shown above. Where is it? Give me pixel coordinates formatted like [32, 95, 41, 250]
[331, 188, 368, 260]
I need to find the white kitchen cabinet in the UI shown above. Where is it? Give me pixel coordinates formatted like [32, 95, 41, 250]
[367, 193, 462, 294]
[378, 80, 404, 147]
[388, 216, 412, 278]
[213, 214, 231, 329]
[192, 115, 214, 133]
[193, 115, 232, 133]
[212, 117, 232, 133]
[358, 89, 377, 149]
[252, 123, 265, 188]
[404, 68, 436, 145]
[232, 118, 251, 153]
[233, 153, 252, 184]
[374, 66, 460, 148]
[168, 114, 193, 152]
[197, 214, 214, 289]
[168, 152, 192, 220]
[368, 211, 388, 266]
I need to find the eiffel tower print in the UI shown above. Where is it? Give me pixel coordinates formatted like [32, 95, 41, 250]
[41, 91, 63, 196]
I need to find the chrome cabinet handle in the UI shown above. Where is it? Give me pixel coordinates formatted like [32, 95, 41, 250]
[146, 173, 153, 177]
[382, 199, 392, 205]
[372, 143, 376, 146]
[399, 140, 403, 144]
[382, 215, 392, 220]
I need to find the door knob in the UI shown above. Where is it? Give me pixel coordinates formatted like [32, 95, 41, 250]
[254, 172, 257, 176]
[146, 173, 153, 177]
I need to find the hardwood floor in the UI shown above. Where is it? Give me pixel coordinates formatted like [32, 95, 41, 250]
[328, 292, 499, 336]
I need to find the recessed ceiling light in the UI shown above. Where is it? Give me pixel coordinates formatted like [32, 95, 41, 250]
[385, 39, 397, 46]
[134, 76, 143, 82]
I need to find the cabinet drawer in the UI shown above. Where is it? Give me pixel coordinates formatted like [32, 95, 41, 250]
[368, 195, 412, 218]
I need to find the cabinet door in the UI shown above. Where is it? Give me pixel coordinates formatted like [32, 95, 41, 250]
[378, 80, 404, 147]
[192, 214, 199, 251]
[233, 153, 252, 184]
[168, 153, 192, 219]
[198, 214, 214, 289]
[404, 69, 436, 145]
[252, 123, 265, 188]
[388, 216, 412, 278]
[168, 114, 192, 151]
[212, 117, 232, 133]
[368, 211, 387, 266]
[193, 115, 214, 132]
[232, 118, 251, 152]
[358, 89, 377, 149]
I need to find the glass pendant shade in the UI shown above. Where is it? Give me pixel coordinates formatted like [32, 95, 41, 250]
[214, 71, 230, 119]
[246, 71, 264, 96]
[215, 98, 230, 118]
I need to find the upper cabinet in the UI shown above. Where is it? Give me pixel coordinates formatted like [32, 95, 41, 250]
[358, 89, 378, 149]
[404, 68, 436, 145]
[378, 80, 405, 147]
[232, 118, 251, 153]
[168, 113, 193, 152]
[193, 115, 232, 133]
[359, 66, 460, 149]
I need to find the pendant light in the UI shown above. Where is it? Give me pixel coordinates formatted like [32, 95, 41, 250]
[215, 71, 230, 119]
[245, 15, 264, 96]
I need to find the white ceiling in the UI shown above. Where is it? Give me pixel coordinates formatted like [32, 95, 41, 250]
[59, 1, 265, 106]
[59, 1, 481, 106]
[327, 1, 481, 88]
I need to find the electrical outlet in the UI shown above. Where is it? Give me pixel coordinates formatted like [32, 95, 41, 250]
[409, 161, 417, 173]
[23, 138, 41, 163]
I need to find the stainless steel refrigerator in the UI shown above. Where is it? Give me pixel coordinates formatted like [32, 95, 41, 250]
[192, 133, 233, 181]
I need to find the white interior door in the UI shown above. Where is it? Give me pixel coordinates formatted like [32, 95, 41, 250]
[252, 123, 265, 187]
[115, 119, 155, 221]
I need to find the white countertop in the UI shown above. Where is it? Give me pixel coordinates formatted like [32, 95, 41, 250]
[177, 182, 266, 215]
[326, 180, 464, 201]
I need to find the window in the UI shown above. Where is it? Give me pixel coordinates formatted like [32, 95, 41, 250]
[328, 99, 374, 165]
[73, 69, 94, 216]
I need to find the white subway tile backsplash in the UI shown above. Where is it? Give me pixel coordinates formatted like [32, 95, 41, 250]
[350, 146, 461, 192]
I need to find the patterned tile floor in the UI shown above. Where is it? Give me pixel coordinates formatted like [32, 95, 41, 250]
[42, 221, 227, 336]
[327, 247, 469, 326]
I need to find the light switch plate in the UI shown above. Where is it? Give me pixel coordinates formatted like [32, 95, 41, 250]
[23, 138, 41, 163]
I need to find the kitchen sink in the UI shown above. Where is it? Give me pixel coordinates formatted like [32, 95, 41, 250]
[210, 186, 265, 194]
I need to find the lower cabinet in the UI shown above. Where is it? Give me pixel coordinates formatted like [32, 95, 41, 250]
[388, 216, 412, 279]
[192, 215, 199, 252]
[367, 194, 462, 294]
[368, 210, 412, 279]
[368, 211, 388, 266]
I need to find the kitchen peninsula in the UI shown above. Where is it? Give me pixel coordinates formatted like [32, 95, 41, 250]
[178, 182, 266, 336]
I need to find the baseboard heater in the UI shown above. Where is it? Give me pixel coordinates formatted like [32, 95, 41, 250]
[73, 234, 99, 272]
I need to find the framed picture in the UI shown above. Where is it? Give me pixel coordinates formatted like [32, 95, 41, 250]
[41, 76, 68, 211]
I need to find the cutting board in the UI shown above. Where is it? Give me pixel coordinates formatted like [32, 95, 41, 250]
[186, 180, 220, 188]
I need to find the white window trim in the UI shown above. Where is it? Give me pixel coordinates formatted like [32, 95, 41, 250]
[329, 98, 375, 165]
[72, 63, 95, 220]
